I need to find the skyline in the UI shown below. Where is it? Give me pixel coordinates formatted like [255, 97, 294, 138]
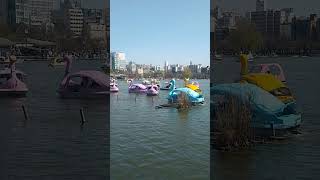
[215, 0, 320, 16]
[110, 0, 210, 66]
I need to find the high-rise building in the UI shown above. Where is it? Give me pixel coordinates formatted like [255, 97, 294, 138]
[83, 9, 106, 42]
[256, 0, 266, 12]
[0, 0, 8, 24]
[15, 0, 31, 25]
[29, 0, 55, 26]
[0, 0, 55, 26]
[127, 61, 137, 74]
[250, 10, 281, 40]
[111, 52, 127, 71]
[65, 7, 84, 36]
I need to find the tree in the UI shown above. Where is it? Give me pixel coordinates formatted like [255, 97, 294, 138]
[182, 67, 192, 79]
[227, 19, 263, 53]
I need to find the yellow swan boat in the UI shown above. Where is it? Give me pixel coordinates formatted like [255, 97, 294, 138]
[239, 54, 294, 103]
[184, 78, 202, 93]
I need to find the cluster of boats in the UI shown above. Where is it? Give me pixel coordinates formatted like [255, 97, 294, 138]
[0, 55, 110, 98]
[109, 77, 205, 104]
[0, 54, 206, 106]
[212, 54, 302, 134]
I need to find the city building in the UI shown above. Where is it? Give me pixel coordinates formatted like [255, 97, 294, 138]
[84, 23, 105, 40]
[280, 8, 294, 24]
[29, 0, 55, 26]
[83, 9, 106, 42]
[127, 61, 137, 74]
[137, 67, 143, 75]
[15, 0, 31, 25]
[189, 64, 202, 74]
[256, 0, 266, 12]
[111, 52, 127, 71]
[215, 11, 241, 41]
[291, 16, 309, 41]
[0, 0, 8, 24]
[64, 7, 83, 36]
[0, 0, 55, 26]
[249, 10, 281, 40]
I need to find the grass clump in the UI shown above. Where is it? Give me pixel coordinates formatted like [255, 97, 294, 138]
[212, 94, 253, 151]
[177, 93, 191, 110]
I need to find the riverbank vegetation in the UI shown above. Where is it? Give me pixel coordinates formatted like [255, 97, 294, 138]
[212, 94, 253, 151]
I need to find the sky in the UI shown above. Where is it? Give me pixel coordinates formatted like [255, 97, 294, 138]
[214, 0, 320, 16]
[110, 0, 210, 66]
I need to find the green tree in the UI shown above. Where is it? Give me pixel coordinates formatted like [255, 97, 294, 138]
[227, 19, 263, 52]
[182, 67, 192, 79]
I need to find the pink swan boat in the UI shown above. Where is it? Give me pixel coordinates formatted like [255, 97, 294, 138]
[110, 79, 119, 92]
[0, 62, 28, 97]
[128, 81, 147, 93]
[57, 55, 109, 98]
[249, 63, 286, 82]
[146, 84, 160, 96]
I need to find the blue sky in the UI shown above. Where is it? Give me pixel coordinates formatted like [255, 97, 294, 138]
[110, 0, 210, 66]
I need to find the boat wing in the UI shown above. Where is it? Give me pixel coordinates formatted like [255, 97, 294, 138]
[211, 83, 285, 114]
[241, 73, 286, 92]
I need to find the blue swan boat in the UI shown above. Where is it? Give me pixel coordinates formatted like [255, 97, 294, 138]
[167, 79, 204, 103]
[211, 83, 301, 131]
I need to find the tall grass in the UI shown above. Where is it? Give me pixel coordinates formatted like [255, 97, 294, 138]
[177, 92, 191, 110]
[213, 94, 253, 151]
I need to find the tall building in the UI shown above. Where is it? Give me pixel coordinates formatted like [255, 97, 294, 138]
[127, 61, 137, 74]
[291, 17, 309, 41]
[250, 10, 281, 40]
[164, 61, 169, 72]
[256, 0, 266, 12]
[64, 7, 83, 36]
[0, 0, 8, 24]
[189, 64, 202, 74]
[111, 52, 127, 71]
[0, 0, 55, 26]
[83, 9, 106, 42]
[15, 0, 31, 25]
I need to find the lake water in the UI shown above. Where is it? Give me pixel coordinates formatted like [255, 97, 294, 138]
[111, 79, 210, 179]
[212, 57, 320, 180]
[0, 61, 109, 179]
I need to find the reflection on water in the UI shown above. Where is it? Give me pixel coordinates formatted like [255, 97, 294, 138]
[177, 109, 190, 120]
[111, 79, 209, 179]
[212, 57, 320, 180]
[0, 61, 108, 179]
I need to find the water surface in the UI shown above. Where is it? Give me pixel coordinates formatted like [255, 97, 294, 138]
[0, 61, 109, 179]
[111, 79, 210, 179]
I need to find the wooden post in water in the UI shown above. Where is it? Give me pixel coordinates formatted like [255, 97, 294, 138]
[80, 108, 86, 125]
[135, 95, 137, 103]
[22, 105, 29, 121]
[271, 123, 275, 137]
[117, 94, 119, 101]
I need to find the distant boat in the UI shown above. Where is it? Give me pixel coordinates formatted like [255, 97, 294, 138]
[0, 62, 28, 97]
[214, 54, 223, 61]
[247, 52, 254, 62]
[0, 56, 10, 64]
[270, 52, 278, 57]
[146, 84, 160, 96]
[128, 81, 147, 93]
[110, 79, 119, 92]
[48, 56, 65, 67]
[160, 81, 172, 90]
[142, 79, 151, 85]
[249, 63, 286, 83]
